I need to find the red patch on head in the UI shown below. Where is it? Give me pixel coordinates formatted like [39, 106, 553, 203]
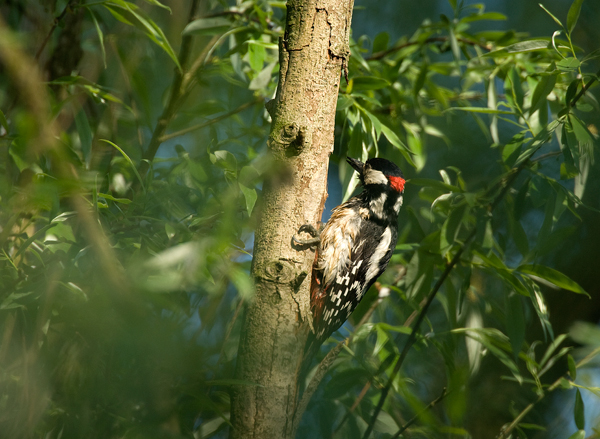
[389, 176, 405, 192]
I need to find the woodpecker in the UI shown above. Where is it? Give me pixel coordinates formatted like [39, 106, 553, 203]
[295, 157, 405, 356]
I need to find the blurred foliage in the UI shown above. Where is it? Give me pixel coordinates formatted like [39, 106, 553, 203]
[1, 0, 600, 439]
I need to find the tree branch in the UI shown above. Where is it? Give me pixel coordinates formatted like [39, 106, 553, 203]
[569, 68, 600, 108]
[390, 387, 448, 439]
[136, 0, 200, 183]
[159, 98, 260, 142]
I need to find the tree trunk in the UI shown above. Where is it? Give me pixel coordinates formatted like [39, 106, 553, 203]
[229, 1, 354, 438]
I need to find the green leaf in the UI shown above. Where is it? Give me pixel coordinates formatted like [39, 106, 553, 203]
[104, 1, 181, 71]
[570, 115, 594, 149]
[97, 193, 132, 204]
[568, 354, 577, 380]
[502, 133, 525, 167]
[539, 4, 564, 28]
[484, 39, 550, 57]
[372, 32, 389, 53]
[446, 107, 513, 115]
[380, 124, 415, 167]
[100, 139, 145, 192]
[557, 57, 582, 71]
[239, 184, 257, 216]
[351, 76, 390, 91]
[248, 42, 266, 72]
[141, 0, 171, 12]
[462, 12, 507, 23]
[505, 67, 524, 113]
[15, 223, 58, 258]
[570, 321, 600, 347]
[74, 109, 92, 168]
[440, 204, 468, 256]
[518, 264, 589, 296]
[567, 0, 585, 34]
[567, 430, 586, 439]
[574, 389, 585, 430]
[89, 9, 107, 68]
[530, 71, 557, 114]
[182, 17, 231, 36]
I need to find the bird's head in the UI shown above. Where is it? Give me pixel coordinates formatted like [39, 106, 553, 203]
[346, 157, 405, 193]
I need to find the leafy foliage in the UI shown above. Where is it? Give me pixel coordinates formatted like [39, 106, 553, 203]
[1, 0, 599, 438]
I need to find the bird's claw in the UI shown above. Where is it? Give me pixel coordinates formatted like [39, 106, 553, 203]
[292, 223, 321, 247]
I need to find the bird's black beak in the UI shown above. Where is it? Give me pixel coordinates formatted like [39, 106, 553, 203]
[346, 157, 364, 175]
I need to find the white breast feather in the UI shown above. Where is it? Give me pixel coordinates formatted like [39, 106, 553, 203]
[393, 194, 403, 213]
[369, 192, 387, 218]
[364, 227, 392, 289]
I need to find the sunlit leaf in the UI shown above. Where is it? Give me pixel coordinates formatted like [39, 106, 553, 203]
[518, 264, 589, 296]
[484, 39, 550, 57]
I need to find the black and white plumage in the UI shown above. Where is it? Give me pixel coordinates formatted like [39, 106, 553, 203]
[304, 157, 405, 351]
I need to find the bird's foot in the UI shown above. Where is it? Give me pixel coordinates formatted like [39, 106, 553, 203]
[292, 223, 321, 247]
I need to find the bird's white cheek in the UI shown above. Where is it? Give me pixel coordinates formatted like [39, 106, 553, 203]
[363, 169, 387, 186]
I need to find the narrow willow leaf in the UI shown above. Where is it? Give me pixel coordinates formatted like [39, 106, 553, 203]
[530, 70, 557, 114]
[97, 193, 132, 204]
[568, 354, 577, 380]
[567, 0, 585, 35]
[446, 107, 513, 115]
[100, 139, 146, 192]
[16, 223, 58, 259]
[141, 0, 171, 12]
[574, 389, 585, 430]
[518, 264, 589, 296]
[539, 3, 564, 28]
[522, 277, 554, 340]
[74, 109, 92, 169]
[351, 76, 390, 91]
[484, 39, 550, 57]
[462, 12, 507, 23]
[89, 9, 107, 68]
[105, 1, 181, 71]
[182, 17, 231, 36]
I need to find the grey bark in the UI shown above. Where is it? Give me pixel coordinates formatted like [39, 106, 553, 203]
[229, 1, 354, 438]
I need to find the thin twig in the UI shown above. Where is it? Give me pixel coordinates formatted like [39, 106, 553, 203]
[367, 36, 492, 61]
[35, 0, 79, 60]
[391, 387, 448, 439]
[569, 68, 600, 108]
[159, 99, 260, 142]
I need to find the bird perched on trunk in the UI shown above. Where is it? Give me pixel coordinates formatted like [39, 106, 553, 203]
[294, 156, 405, 363]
